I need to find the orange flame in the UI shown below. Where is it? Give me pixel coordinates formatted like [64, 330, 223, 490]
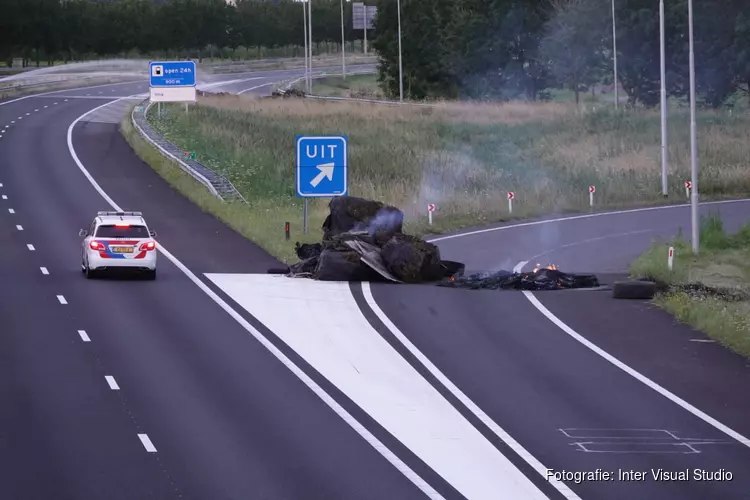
[532, 263, 558, 272]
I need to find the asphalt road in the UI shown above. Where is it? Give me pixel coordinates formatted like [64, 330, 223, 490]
[0, 70, 446, 500]
[2, 66, 749, 500]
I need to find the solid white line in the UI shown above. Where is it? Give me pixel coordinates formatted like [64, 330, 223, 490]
[27, 244, 34, 251]
[361, 282, 580, 500]
[15, 224, 22, 231]
[510, 261, 750, 450]
[56, 295, 67, 305]
[40, 267, 48, 275]
[78, 330, 91, 342]
[66, 99, 444, 499]
[428, 198, 750, 243]
[236, 81, 275, 95]
[690, 339, 716, 343]
[0, 79, 145, 108]
[8, 208, 14, 213]
[137, 433, 157, 452]
[104, 376, 120, 390]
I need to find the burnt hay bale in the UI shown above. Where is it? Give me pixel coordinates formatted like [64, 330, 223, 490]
[381, 234, 443, 283]
[314, 249, 383, 281]
[322, 196, 403, 242]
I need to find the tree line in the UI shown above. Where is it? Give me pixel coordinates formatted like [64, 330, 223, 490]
[1, 0, 747, 107]
[0, 0, 367, 66]
[372, 0, 750, 107]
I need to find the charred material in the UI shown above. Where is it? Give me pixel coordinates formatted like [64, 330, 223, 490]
[438, 268, 600, 291]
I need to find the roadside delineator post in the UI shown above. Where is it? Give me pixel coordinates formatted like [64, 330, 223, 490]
[427, 203, 436, 225]
[589, 185, 596, 207]
[685, 180, 692, 200]
[507, 191, 515, 214]
[668, 246, 674, 271]
[285, 222, 290, 241]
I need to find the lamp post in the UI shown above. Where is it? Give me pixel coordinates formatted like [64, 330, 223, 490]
[340, 0, 346, 79]
[659, 0, 668, 197]
[611, 0, 618, 109]
[308, 0, 313, 93]
[687, 0, 699, 254]
[397, 0, 403, 102]
[302, 1, 309, 92]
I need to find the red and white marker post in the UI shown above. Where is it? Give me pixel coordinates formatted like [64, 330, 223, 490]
[684, 180, 692, 200]
[668, 246, 674, 271]
[588, 185, 596, 207]
[427, 203, 436, 225]
[507, 191, 515, 213]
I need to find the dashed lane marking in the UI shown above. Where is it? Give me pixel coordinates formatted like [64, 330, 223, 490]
[15, 224, 22, 231]
[27, 244, 34, 251]
[56, 295, 67, 305]
[78, 330, 91, 342]
[1, 195, 7, 199]
[40, 267, 49, 275]
[8, 208, 14, 213]
[138, 434, 157, 453]
[105, 376, 120, 390]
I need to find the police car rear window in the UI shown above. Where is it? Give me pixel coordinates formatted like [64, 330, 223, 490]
[95, 225, 149, 238]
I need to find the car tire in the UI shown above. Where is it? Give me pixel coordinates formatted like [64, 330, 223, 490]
[85, 266, 96, 279]
[612, 280, 657, 300]
[145, 270, 156, 281]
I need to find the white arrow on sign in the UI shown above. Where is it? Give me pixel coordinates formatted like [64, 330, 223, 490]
[310, 163, 335, 188]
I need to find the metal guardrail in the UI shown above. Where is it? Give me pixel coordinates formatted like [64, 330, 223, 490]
[273, 69, 376, 96]
[130, 100, 248, 204]
[0, 75, 111, 92]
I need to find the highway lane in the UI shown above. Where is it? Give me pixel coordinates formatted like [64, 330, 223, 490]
[0, 79, 444, 499]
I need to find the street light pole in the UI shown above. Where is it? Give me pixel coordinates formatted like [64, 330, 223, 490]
[688, 0, 699, 254]
[397, 0, 403, 102]
[308, 0, 313, 93]
[303, 1, 309, 92]
[611, 0, 618, 109]
[659, 0, 668, 197]
[340, 0, 346, 79]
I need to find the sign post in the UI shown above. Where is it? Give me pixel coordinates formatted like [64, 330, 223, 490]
[507, 192, 515, 213]
[149, 61, 197, 112]
[685, 180, 692, 200]
[296, 136, 348, 234]
[352, 3, 377, 54]
[589, 185, 596, 207]
[427, 203, 436, 225]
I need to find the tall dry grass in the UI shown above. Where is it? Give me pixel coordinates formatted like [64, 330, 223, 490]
[147, 95, 750, 260]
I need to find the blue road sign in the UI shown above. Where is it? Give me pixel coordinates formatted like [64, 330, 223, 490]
[296, 136, 348, 197]
[149, 61, 197, 87]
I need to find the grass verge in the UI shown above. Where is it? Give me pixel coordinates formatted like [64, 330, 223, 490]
[124, 92, 750, 267]
[295, 73, 383, 99]
[203, 54, 376, 73]
[631, 214, 750, 358]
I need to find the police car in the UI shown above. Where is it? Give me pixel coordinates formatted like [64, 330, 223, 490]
[79, 211, 158, 279]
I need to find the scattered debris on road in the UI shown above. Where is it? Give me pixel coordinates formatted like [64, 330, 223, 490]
[438, 268, 599, 291]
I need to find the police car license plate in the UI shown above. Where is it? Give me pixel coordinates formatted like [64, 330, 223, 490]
[112, 247, 133, 253]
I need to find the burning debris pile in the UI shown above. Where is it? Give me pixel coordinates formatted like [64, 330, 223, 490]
[438, 264, 600, 291]
[284, 196, 456, 283]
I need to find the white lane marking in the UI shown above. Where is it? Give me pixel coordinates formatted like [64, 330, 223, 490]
[690, 339, 716, 343]
[361, 282, 580, 499]
[10, 120, 14, 123]
[1, 195, 7, 199]
[25, 112, 30, 115]
[27, 244, 35, 251]
[209, 274, 547, 500]
[8, 208, 14, 213]
[105, 376, 120, 390]
[40, 267, 49, 275]
[57, 295, 68, 305]
[429, 199, 750, 243]
[78, 330, 91, 342]
[65, 99, 69, 101]
[54, 102, 58, 105]
[34, 109, 38, 112]
[0, 135, 3, 138]
[237, 81, 275, 95]
[67, 99, 445, 500]
[44, 105, 48, 108]
[15, 224, 22, 231]
[511, 261, 750, 450]
[0, 80, 146, 108]
[17, 116, 22, 119]
[138, 434, 157, 453]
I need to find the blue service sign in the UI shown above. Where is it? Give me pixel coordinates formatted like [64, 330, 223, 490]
[296, 136, 348, 197]
[149, 61, 197, 87]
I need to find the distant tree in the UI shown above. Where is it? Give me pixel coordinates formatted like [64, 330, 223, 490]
[539, 0, 608, 104]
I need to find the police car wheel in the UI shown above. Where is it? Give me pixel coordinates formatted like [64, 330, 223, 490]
[145, 270, 156, 280]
